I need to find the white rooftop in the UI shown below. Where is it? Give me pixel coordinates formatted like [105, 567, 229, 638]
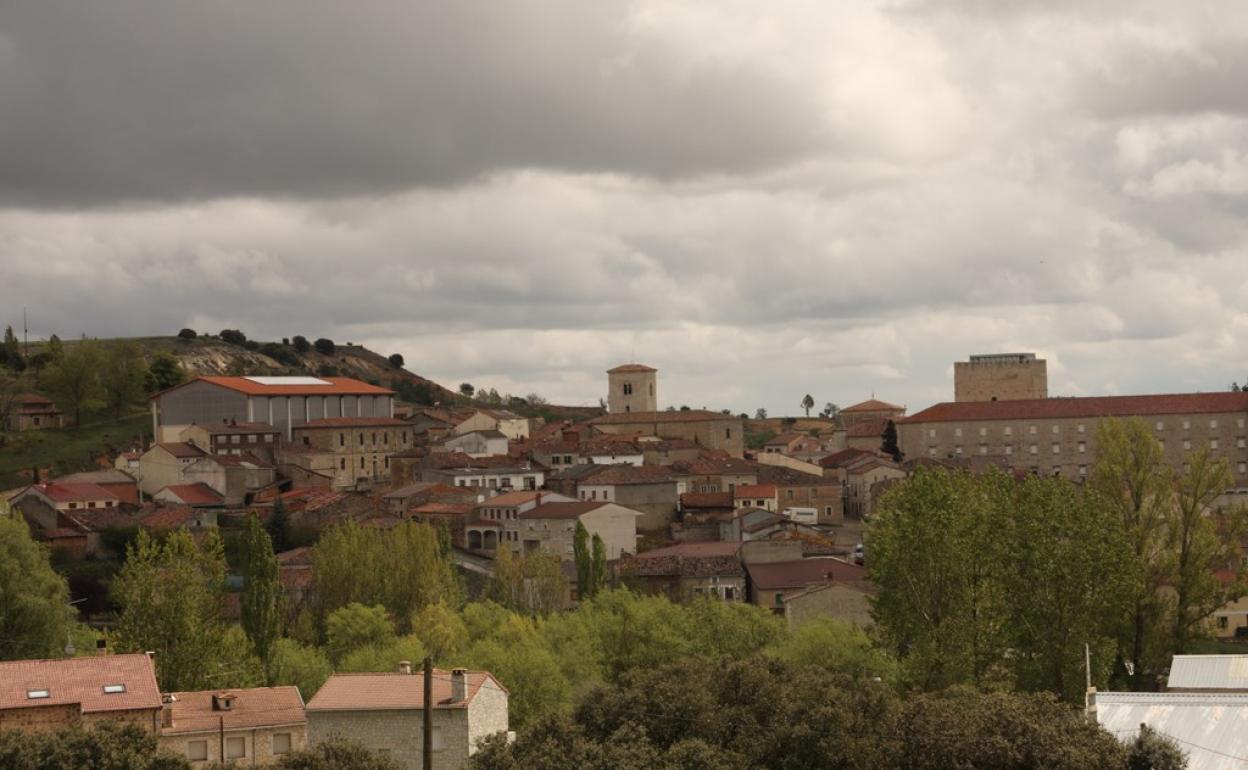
[1168, 655, 1248, 691]
[243, 376, 330, 386]
[1095, 691, 1248, 770]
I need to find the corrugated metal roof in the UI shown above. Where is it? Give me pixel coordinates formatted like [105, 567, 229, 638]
[1168, 655, 1248, 691]
[1094, 691, 1248, 770]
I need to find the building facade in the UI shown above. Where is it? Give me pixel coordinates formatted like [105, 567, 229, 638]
[159, 687, 307, 767]
[953, 353, 1048, 402]
[607, 363, 658, 414]
[0, 654, 163, 734]
[588, 410, 744, 458]
[287, 417, 413, 490]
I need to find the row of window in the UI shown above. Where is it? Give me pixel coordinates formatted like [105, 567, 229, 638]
[65, 499, 116, 510]
[186, 733, 292, 761]
[337, 455, 390, 471]
[548, 454, 577, 465]
[929, 417, 1247, 440]
[215, 433, 274, 445]
[337, 431, 409, 447]
[456, 477, 539, 489]
[932, 437, 1248, 457]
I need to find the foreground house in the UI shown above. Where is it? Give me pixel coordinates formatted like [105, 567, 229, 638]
[159, 687, 307, 767]
[1092, 690, 1248, 770]
[0, 654, 162, 733]
[306, 666, 509, 770]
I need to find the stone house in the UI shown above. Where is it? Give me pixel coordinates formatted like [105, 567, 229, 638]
[618, 541, 745, 601]
[0, 653, 162, 734]
[306, 666, 509, 770]
[159, 687, 307, 767]
[746, 557, 870, 617]
[454, 409, 530, 440]
[782, 581, 875, 629]
[53, 469, 140, 507]
[733, 484, 778, 512]
[513, 501, 640, 561]
[439, 430, 509, 458]
[756, 466, 844, 525]
[845, 418, 889, 452]
[179, 421, 281, 463]
[138, 503, 219, 533]
[5, 393, 65, 431]
[839, 398, 906, 427]
[138, 442, 208, 496]
[10, 481, 122, 514]
[588, 410, 744, 458]
[382, 482, 477, 516]
[466, 490, 575, 553]
[842, 457, 906, 519]
[671, 456, 759, 494]
[573, 464, 680, 531]
[150, 375, 396, 443]
[182, 454, 276, 507]
[286, 417, 414, 490]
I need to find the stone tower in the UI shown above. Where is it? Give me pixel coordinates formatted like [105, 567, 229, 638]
[954, 353, 1048, 402]
[607, 364, 658, 414]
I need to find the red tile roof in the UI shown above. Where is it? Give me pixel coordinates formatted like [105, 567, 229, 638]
[634, 541, 742, 559]
[157, 483, 224, 506]
[818, 449, 879, 469]
[172, 376, 394, 397]
[411, 502, 473, 516]
[580, 464, 676, 485]
[478, 489, 544, 507]
[904, 392, 1248, 424]
[745, 557, 867, 590]
[28, 482, 120, 504]
[606, 363, 657, 373]
[163, 687, 305, 735]
[842, 398, 904, 413]
[734, 484, 777, 499]
[0, 654, 161, 714]
[306, 670, 505, 711]
[519, 501, 611, 520]
[155, 442, 208, 459]
[589, 410, 736, 425]
[138, 505, 202, 530]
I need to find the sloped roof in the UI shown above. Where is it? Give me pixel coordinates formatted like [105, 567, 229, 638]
[589, 410, 734, 425]
[734, 484, 777, 499]
[26, 482, 119, 503]
[306, 670, 505, 711]
[621, 541, 744, 578]
[479, 489, 543, 507]
[163, 687, 305, 734]
[580, 464, 676, 486]
[819, 448, 880, 469]
[1094, 691, 1248, 770]
[679, 492, 735, 510]
[158, 376, 394, 398]
[842, 398, 904, 413]
[746, 557, 867, 590]
[55, 470, 137, 486]
[157, 483, 224, 506]
[846, 417, 888, 438]
[155, 442, 207, 459]
[190, 421, 279, 435]
[0, 654, 160, 714]
[1168, 655, 1248, 691]
[519, 501, 612, 520]
[298, 417, 409, 428]
[904, 392, 1248, 424]
[139, 505, 203, 529]
[607, 363, 657, 373]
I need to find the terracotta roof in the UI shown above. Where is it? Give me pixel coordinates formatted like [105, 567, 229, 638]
[306, 670, 505, 711]
[163, 687, 305, 735]
[139, 505, 203, 530]
[904, 392, 1248, 424]
[161, 376, 394, 398]
[0, 654, 161, 714]
[157, 483, 224, 506]
[155, 442, 208, 459]
[818, 449, 879, 469]
[589, 409, 734, 425]
[580, 464, 676, 485]
[746, 557, 867, 590]
[519, 501, 612, 520]
[411, 502, 473, 516]
[846, 417, 888, 438]
[842, 398, 904, 413]
[297, 417, 409, 428]
[673, 456, 759, 476]
[734, 484, 777, 499]
[14, 393, 55, 406]
[26, 482, 120, 504]
[382, 482, 441, 500]
[607, 363, 657, 373]
[756, 465, 839, 487]
[55, 470, 137, 486]
[277, 547, 314, 566]
[764, 432, 808, 446]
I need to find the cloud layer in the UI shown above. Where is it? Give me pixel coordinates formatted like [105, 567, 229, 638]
[2, 0, 1247, 414]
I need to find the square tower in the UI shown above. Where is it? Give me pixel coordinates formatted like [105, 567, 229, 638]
[954, 353, 1048, 402]
[607, 364, 658, 414]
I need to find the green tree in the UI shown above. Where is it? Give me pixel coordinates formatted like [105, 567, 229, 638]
[1168, 450, 1247, 653]
[338, 634, 426, 674]
[590, 534, 607, 597]
[46, 333, 64, 361]
[0, 720, 192, 770]
[388, 353, 404, 368]
[1125, 724, 1186, 770]
[325, 603, 395, 664]
[574, 522, 592, 599]
[177, 328, 197, 340]
[270, 736, 401, 770]
[767, 617, 897, 682]
[412, 601, 469, 662]
[269, 638, 332, 701]
[754, 408, 767, 419]
[42, 337, 103, 427]
[313, 338, 335, 355]
[800, 394, 814, 416]
[240, 514, 285, 681]
[460, 382, 475, 398]
[0, 515, 74, 660]
[1088, 417, 1174, 687]
[144, 352, 186, 393]
[99, 340, 147, 417]
[267, 497, 290, 553]
[111, 529, 259, 690]
[881, 419, 902, 461]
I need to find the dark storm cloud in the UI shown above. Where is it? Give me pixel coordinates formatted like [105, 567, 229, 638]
[0, 2, 830, 206]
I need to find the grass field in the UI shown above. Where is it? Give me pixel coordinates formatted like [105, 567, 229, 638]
[0, 411, 150, 490]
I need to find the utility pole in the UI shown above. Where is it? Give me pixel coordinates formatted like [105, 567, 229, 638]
[22, 307, 28, 358]
[423, 656, 433, 770]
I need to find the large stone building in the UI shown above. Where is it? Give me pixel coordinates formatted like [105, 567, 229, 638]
[607, 363, 658, 414]
[306, 666, 509, 770]
[953, 353, 1048, 402]
[898, 391, 1248, 485]
[151, 376, 395, 442]
[588, 410, 744, 458]
[0, 654, 163, 734]
[286, 417, 413, 490]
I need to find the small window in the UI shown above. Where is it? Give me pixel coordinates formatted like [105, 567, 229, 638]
[954, 446, 963, 456]
[1078, 424, 1085, 433]
[775, 593, 784, 606]
[225, 736, 246, 760]
[431, 725, 444, 751]
[1029, 425, 1037, 435]
[1239, 437, 1247, 449]
[248, 434, 257, 444]
[273, 733, 292, 755]
[1183, 440, 1192, 451]
[1004, 426, 1013, 436]
[1078, 465, 1087, 477]
[1005, 446, 1013, 455]
[187, 740, 208, 761]
[26, 689, 49, 700]
[928, 429, 937, 438]
[1029, 445, 1037, 455]
[1078, 442, 1086, 453]
[102, 684, 126, 694]
[231, 435, 241, 444]
[1211, 439, 1220, 450]
[1239, 463, 1247, 475]
[979, 445, 987, 455]
[360, 457, 365, 468]
[1183, 420, 1191, 430]
[1051, 443, 1060, 454]
[979, 427, 987, 437]
[1052, 425, 1060, 434]
[340, 458, 346, 470]
[359, 433, 364, 445]
[954, 428, 962, 437]
[339, 433, 345, 447]
[372, 432, 377, 445]
[1211, 419, 1219, 429]
[725, 428, 731, 439]
[1155, 421, 1164, 431]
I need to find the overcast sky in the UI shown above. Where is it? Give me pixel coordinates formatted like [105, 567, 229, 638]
[3, 1, 1248, 415]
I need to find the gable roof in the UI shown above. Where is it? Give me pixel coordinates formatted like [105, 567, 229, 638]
[1093, 691, 1248, 770]
[0, 654, 161, 714]
[138, 505, 204, 530]
[163, 686, 306, 734]
[904, 392, 1248, 424]
[842, 398, 904, 413]
[25, 482, 120, 504]
[298, 417, 409, 428]
[1168, 655, 1248, 691]
[734, 484, 777, 499]
[155, 442, 208, 459]
[158, 376, 394, 398]
[519, 501, 612, 520]
[621, 541, 744, 578]
[579, 464, 676, 486]
[156, 483, 224, 506]
[679, 492, 735, 510]
[306, 670, 505, 711]
[819, 448, 880, 469]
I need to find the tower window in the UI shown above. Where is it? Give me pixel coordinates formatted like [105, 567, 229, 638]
[623, 383, 633, 395]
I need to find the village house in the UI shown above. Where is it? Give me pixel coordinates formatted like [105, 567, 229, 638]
[618, 541, 745, 601]
[465, 490, 575, 553]
[453, 409, 531, 440]
[285, 417, 413, 490]
[573, 464, 680, 531]
[898, 391, 1248, 485]
[0, 653, 163, 734]
[182, 453, 276, 506]
[733, 484, 778, 512]
[755, 465, 844, 525]
[762, 432, 829, 460]
[437, 430, 509, 458]
[839, 398, 907, 427]
[638, 437, 703, 466]
[138, 442, 208, 496]
[138, 503, 219, 533]
[845, 418, 890, 452]
[10, 487, 135, 559]
[671, 455, 759, 495]
[10, 481, 122, 516]
[838, 456, 906, 519]
[153, 482, 224, 509]
[5, 393, 66, 431]
[419, 457, 545, 495]
[54, 469, 140, 506]
[589, 410, 745, 458]
[512, 500, 640, 561]
[382, 482, 477, 516]
[306, 666, 509, 770]
[179, 421, 281, 463]
[159, 687, 307, 767]
[151, 375, 396, 442]
[746, 557, 870, 620]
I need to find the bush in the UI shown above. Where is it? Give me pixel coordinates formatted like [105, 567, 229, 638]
[292, 335, 311, 353]
[388, 353, 405, 368]
[260, 342, 301, 367]
[177, 328, 197, 340]
[243, 340, 261, 351]
[314, 338, 335, 355]
[220, 329, 247, 346]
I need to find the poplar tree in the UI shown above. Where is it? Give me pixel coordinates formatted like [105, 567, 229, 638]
[240, 515, 285, 682]
[573, 522, 591, 598]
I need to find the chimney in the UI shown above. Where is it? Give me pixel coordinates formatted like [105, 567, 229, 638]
[161, 694, 176, 728]
[96, 638, 108, 656]
[451, 669, 467, 703]
[212, 693, 234, 711]
[398, 660, 412, 675]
